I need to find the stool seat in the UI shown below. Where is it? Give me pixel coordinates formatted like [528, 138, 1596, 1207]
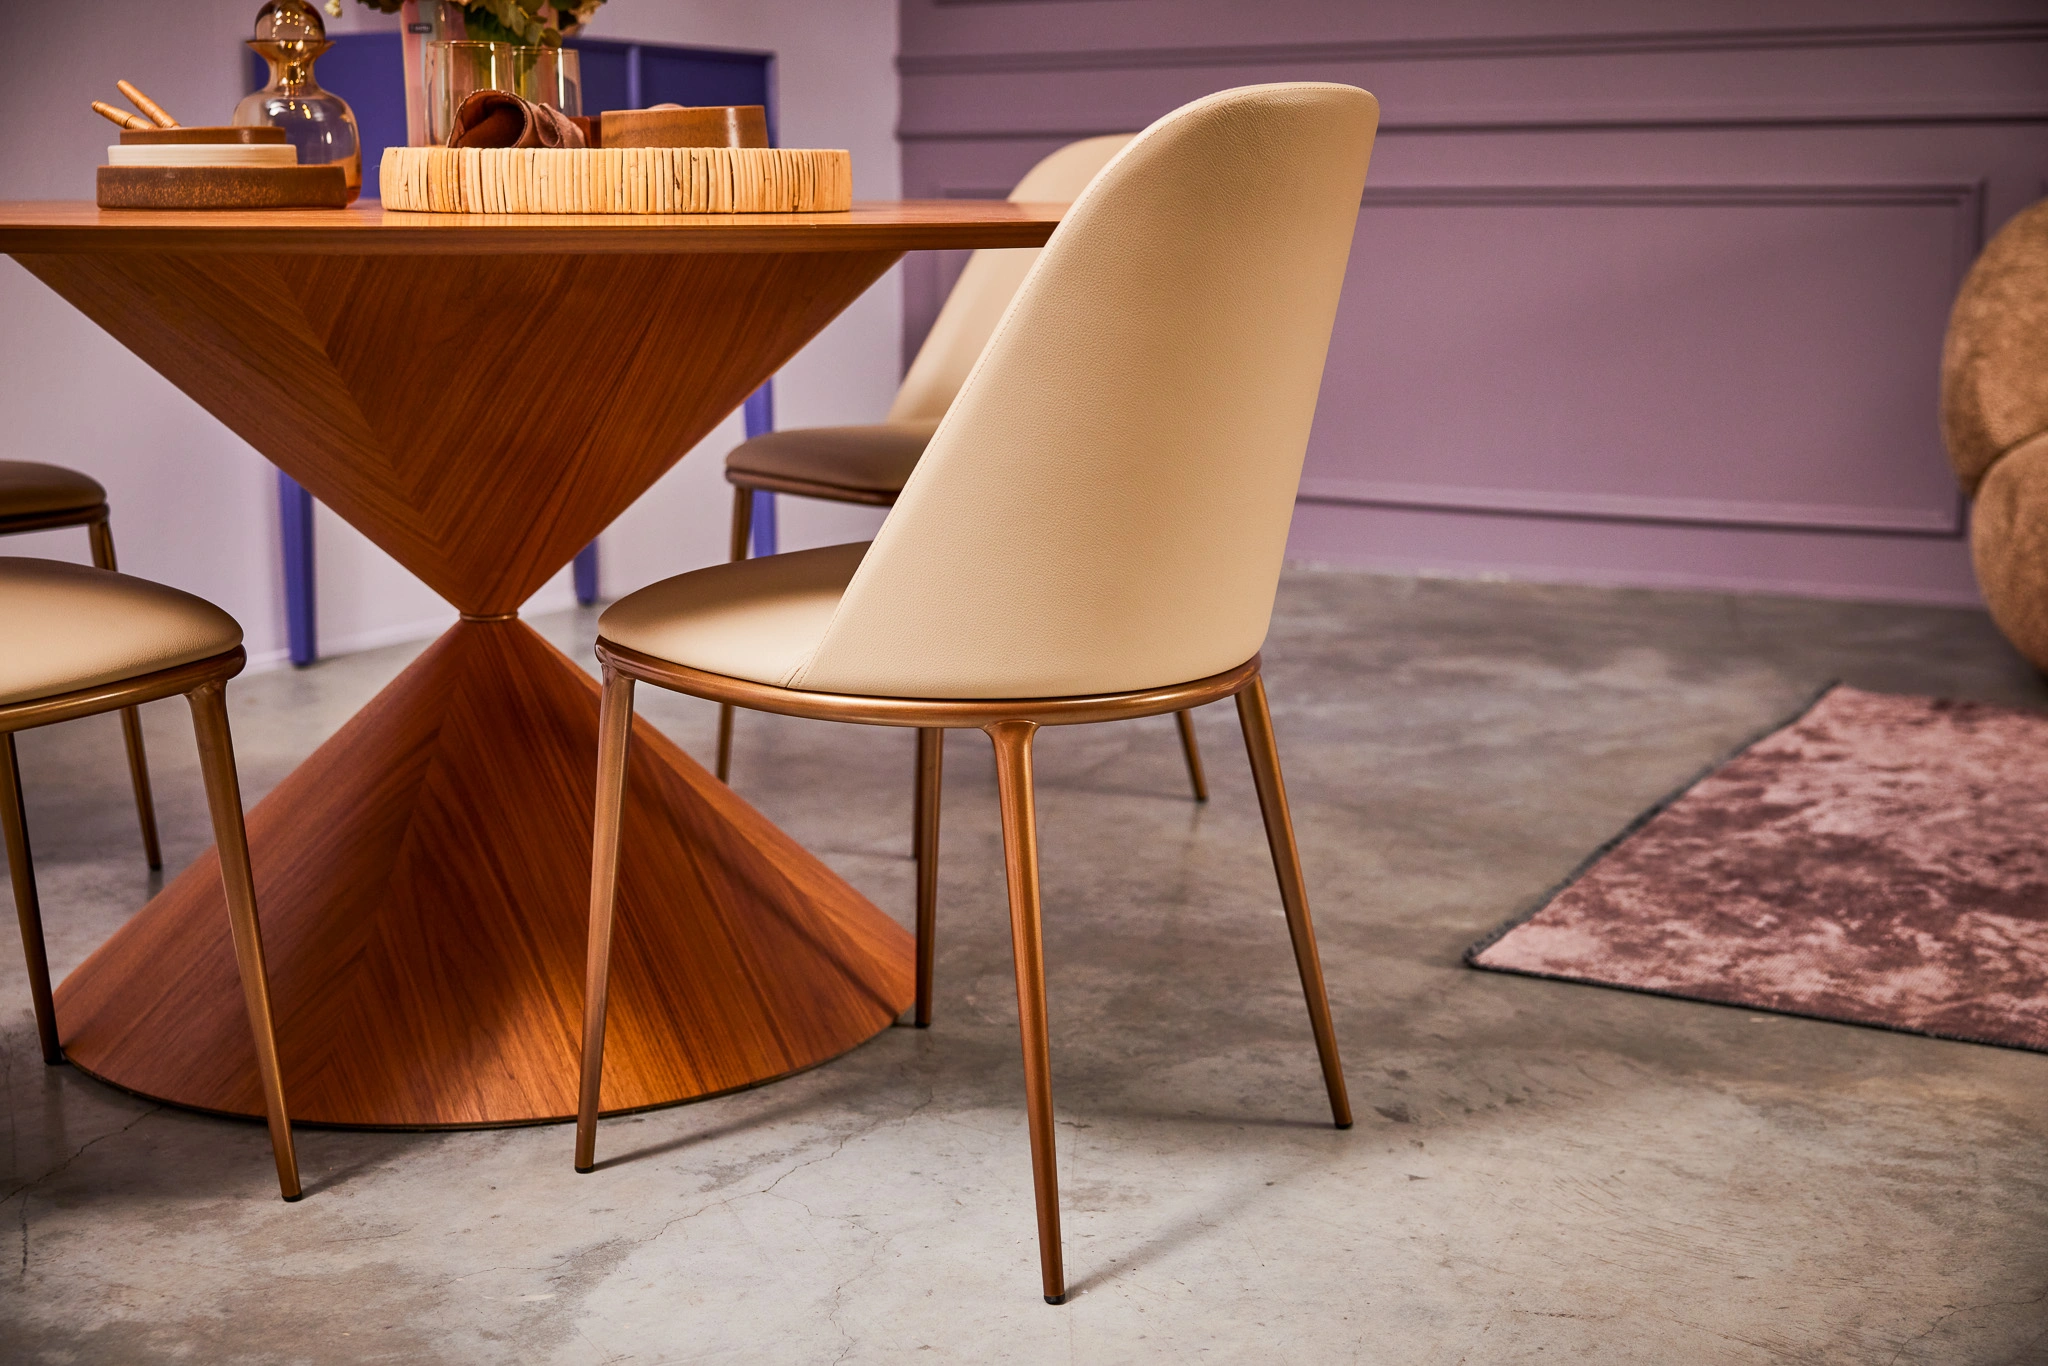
[0, 558, 242, 705]
[600, 542, 867, 688]
[0, 461, 106, 523]
[724, 421, 939, 500]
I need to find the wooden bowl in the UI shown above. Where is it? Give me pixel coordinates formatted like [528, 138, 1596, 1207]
[120, 125, 288, 145]
[597, 105, 770, 150]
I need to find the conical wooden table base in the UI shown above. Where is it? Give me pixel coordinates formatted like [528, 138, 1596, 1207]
[54, 620, 914, 1127]
[5, 204, 1059, 1129]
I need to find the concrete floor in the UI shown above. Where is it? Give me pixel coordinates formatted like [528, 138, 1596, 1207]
[3, 568, 2047, 1363]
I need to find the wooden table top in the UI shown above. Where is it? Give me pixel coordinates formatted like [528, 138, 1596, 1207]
[0, 199, 1064, 255]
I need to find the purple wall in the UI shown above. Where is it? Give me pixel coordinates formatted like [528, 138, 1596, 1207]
[898, 0, 2048, 604]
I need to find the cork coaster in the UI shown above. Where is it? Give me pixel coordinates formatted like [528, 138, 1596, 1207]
[96, 164, 350, 210]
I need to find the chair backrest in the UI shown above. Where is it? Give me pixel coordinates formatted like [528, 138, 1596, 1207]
[796, 83, 1379, 699]
[886, 135, 1135, 423]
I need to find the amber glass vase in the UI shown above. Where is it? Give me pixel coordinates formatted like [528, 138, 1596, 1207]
[233, 0, 363, 203]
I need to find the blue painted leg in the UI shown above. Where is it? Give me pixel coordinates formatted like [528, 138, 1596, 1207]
[278, 471, 317, 667]
[749, 490, 778, 559]
[574, 542, 600, 605]
[744, 382, 778, 557]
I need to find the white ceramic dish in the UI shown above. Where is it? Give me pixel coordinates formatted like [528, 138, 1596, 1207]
[107, 144, 299, 168]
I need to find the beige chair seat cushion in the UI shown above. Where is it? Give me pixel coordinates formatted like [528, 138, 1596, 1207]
[0, 461, 106, 523]
[599, 542, 869, 688]
[724, 420, 940, 498]
[0, 558, 242, 706]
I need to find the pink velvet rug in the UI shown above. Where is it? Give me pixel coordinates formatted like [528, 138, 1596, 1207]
[1467, 685, 2048, 1051]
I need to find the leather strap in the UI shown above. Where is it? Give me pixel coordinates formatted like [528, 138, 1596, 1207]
[448, 91, 588, 149]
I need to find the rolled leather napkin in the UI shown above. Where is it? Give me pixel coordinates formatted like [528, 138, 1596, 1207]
[448, 90, 587, 149]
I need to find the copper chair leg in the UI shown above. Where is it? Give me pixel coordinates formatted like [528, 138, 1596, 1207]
[186, 681, 302, 1199]
[116, 706, 161, 870]
[1233, 674, 1351, 1129]
[729, 484, 754, 564]
[1173, 709, 1208, 803]
[986, 719, 1066, 1305]
[1, 733, 61, 1065]
[577, 666, 637, 1172]
[716, 483, 757, 778]
[913, 727, 944, 1027]
[90, 517, 162, 869]
[715, 702, 736, 784]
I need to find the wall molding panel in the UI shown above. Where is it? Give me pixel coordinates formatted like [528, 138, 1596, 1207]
[900, 20, 2048, 78]
[1353, 178, 1989, 292]
[903, 110, 2048, 139]
[1357, 180, 1985, 211]
[899, 0, 2047, 602]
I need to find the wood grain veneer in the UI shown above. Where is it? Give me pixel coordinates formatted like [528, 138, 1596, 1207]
[119, 126, 288, 146]
[14, 248, 899, 612]
[55, 620, 913, 1127]
[0, 201, 1062, 255]
[8, 203, 1054, 1126]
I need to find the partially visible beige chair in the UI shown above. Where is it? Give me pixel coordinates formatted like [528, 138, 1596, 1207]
[0, 557, 299, 1200]
[719, 135, 1212, 805]
[579, 82, 1379, 1303]
[0, 463, 160, 869]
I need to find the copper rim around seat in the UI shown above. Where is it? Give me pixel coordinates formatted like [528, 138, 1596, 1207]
[0, 646, 246, 733]
[595, 637, 1261, 729]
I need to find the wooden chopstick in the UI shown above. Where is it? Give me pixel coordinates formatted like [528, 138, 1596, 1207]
[116, 80, 179, 129]
[92, 100, 154, 131]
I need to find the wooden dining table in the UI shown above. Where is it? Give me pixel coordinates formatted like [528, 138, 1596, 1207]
[0, 200, 1061, 1127]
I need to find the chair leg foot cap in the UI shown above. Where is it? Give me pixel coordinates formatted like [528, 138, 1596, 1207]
[282, 1191, 304, 1203]
[1335, 1120, 1353, 1130]
[1044, 1294, 1066, 1306]
[575, 1164, 595, 1175]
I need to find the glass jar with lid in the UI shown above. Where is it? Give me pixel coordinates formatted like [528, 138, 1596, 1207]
[233, 0, 362, 203]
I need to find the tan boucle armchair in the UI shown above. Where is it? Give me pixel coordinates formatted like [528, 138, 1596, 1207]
[1944, 198, 2048, 668]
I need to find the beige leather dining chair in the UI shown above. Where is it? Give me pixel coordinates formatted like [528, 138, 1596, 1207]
[577, 82, 1378, 1303]
[718, 135, 1213, 804]
[0, 558, 300, 1200]
[0, 462, 160, 869]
